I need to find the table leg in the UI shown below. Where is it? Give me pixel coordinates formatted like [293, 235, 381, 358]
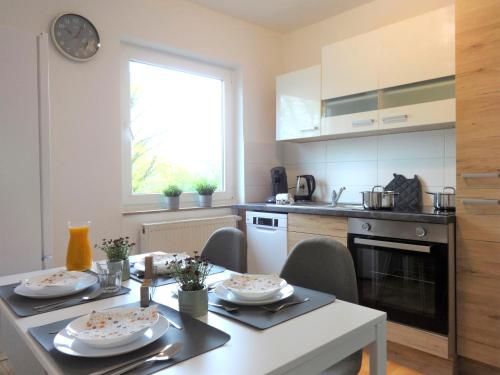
[370, 320, 387, 375]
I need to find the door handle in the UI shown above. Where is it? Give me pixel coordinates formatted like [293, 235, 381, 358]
[300, 126, 319, 132]
[382, 115, 408, 124]
[462, 172, 500, 179]
[254, 225, 278, 232]
[462, 198, 500, 206]
[352, 119, 374, 126]
[354, 238, 431, 253]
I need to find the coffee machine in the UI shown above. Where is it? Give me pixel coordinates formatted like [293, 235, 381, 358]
[294, 175, 316, 201]
[265, 167, 288, 203]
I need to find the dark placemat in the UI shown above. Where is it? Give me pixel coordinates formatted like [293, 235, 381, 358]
[0, 282, 130, 317]
[208, 285, 335, 330]
[130, 263, 225, 286]
[28, 302, 230, 375]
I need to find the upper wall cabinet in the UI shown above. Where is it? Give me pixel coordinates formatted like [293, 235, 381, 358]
[321, 5, 455, 100]
[378, 6, 455, 89]
[322, 31, 379, 99]
[276, 65, 321, 141]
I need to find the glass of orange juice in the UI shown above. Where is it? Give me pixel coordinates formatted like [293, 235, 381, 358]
[66, 221, 93, 271]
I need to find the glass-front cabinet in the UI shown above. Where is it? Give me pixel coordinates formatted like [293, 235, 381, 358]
[321, 76, 455, 137]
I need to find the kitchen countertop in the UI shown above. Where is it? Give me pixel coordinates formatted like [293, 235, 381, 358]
[233, 202, 456, 224]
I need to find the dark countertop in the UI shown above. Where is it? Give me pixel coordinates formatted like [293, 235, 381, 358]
[233, 202, 456, 224]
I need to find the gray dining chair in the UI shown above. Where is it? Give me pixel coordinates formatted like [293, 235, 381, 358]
[200, 227, 247, 273]
[280, 237, 362, 375]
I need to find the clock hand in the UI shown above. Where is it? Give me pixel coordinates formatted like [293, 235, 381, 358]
[75, 26, 83, 39]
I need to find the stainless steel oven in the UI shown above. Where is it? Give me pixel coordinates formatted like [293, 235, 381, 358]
[348, 218, 454, 336]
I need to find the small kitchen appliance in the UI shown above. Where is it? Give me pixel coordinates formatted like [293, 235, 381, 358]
[265, 167, 288, 203]
[294, 175, 316, 201]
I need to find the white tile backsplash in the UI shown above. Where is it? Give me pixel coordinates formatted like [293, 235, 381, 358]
[444, 129, 456, 158]
[282, 141, 326, 164]
[378, 130, 444, 160]
[280, 129, 456, 204]
[326, 136, 378, 162]
[326, 161, 378, 186]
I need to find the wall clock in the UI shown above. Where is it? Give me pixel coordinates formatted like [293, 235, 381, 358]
[50, 13, 100, 61]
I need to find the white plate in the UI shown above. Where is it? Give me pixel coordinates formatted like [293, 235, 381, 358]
[134, 253, 189, 275]
[222, 274, 287, 301]
[214, 283, 294, 306]
[54, 314, 169, 358]
[66, 306, 159, 349]
[14, 272, 97, 299]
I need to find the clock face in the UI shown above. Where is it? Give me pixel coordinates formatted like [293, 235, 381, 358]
[51, 13, 100, 61]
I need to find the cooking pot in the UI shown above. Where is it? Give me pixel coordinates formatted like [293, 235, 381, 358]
[361, 185, 398, 210]
[426, 186, 455, 210]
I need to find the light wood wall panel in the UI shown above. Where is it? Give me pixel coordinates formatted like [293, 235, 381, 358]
[456, 0, 500, 369]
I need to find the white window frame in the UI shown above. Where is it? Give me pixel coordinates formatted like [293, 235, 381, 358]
[121, 43, 235, 210]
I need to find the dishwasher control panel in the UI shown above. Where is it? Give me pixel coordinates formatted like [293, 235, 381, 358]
[246, 211, 287, 229]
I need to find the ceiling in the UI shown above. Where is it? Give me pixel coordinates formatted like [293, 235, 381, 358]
[188, 0, 374, 33]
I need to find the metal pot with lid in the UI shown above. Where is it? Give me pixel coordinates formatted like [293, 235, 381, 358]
[426, 186, 455, 210]
[361, 185, 398, 210]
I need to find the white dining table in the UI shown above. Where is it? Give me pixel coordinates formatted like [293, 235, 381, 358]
[0, 259, 387, 375]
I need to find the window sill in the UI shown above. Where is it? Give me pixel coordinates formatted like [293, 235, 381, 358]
[122, 204, 234, 216]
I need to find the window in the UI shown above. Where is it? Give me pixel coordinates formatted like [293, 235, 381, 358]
[121, 44, 234, 208]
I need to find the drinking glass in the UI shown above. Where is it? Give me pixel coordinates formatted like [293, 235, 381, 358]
[96, 260, 123, 293]
[66, 221, 93, 271]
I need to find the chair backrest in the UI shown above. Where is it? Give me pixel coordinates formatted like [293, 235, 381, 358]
[280, 237, 358, 304]
[201, 227, 247, 273]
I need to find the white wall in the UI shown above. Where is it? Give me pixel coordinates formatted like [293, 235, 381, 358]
[281, 129, 456, 205]
[0, 0, 283, 266]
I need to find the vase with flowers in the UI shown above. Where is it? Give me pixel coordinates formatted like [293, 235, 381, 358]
[168, 252, 212, 317]
[96, 237, 135, 281]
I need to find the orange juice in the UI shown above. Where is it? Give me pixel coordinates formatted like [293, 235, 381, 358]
[66, 221, 93, 271]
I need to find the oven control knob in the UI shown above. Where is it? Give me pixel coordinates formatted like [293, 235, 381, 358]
[416, 227, 427, 238]
[361, 222, 371, 231]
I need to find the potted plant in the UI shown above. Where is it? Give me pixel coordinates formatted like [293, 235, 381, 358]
[163, 185, 182, 210]
[96, 237, 135, 281]
[193, 179, 218, 208]
[168, 252, 212, 317]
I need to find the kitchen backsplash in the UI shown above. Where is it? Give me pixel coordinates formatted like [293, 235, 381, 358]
[279, 129, 456, 206]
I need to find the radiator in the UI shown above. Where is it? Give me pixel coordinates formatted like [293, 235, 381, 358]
[140, 215, 240, 255]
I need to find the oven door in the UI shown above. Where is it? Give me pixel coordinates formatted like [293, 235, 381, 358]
[348, 234, 448, 334]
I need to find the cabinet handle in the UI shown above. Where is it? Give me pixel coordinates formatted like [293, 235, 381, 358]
[382, 114, 408, 124]
[462, 198, 500, 206]
[352, 119, 374, 126]
[462, 172, 500, 179]
[300, 126, 319, 132]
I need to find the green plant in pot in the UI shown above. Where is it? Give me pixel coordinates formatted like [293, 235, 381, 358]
[96, 237, 135, 281]
[193, 179, 217, 208]
[163, 185, 182, 210]
[168, 252, 212, 317]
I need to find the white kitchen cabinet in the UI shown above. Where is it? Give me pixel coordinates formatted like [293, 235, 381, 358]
[322, 110, 379, 136]
[276, 65, 321, 141]
[378, 99, 455, 131]
[322, 31, 379, 99]
[378, 5, 455, 89]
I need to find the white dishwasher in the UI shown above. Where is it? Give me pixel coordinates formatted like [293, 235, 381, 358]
[246, 211, 288, 274]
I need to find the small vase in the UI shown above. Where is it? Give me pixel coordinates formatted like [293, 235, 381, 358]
[121, 258, 130, 281]
[197, 194, 212, 208]
[178, 286, 208, 317]
[165, 196, 180, 210]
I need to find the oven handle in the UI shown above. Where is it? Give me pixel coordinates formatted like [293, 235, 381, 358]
[354, 238, 431, 253]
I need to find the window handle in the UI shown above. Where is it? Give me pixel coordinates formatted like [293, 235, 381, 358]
[300, 126, 319, 132]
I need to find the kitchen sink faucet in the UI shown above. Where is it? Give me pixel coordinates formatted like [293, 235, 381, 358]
[331, 187, 346, 207]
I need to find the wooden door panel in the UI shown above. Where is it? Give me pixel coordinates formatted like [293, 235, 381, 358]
[288, 213, 347, 238]
[457, 238, 500, 367]
[287, 231, 347, 254]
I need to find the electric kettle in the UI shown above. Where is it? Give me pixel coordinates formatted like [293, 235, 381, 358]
[294, 175, 316, 201]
